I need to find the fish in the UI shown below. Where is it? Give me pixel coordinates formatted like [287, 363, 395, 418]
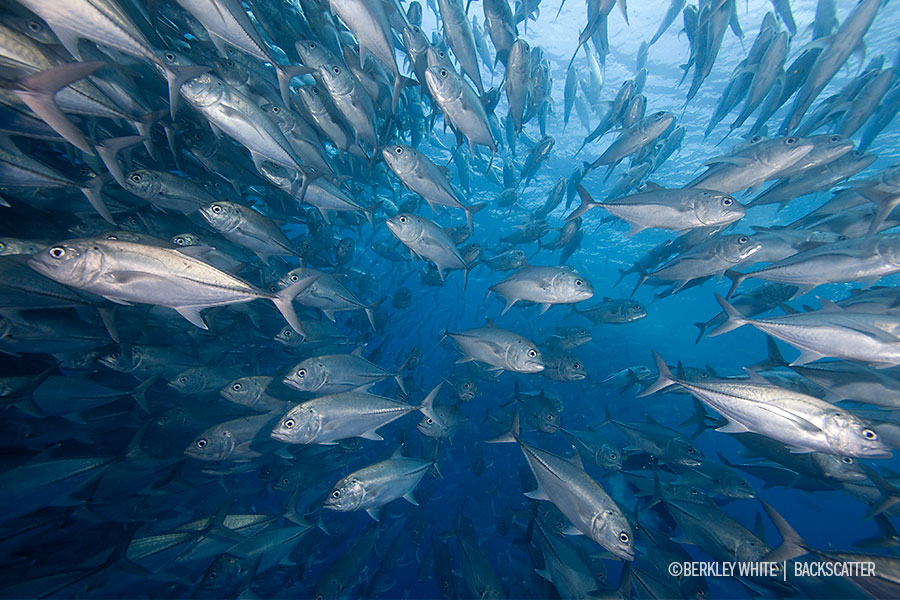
[444, 323, 543, 373]
[489, 265, 594, 314]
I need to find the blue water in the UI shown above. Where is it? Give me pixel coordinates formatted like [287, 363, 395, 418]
[2, 0, 900, 598]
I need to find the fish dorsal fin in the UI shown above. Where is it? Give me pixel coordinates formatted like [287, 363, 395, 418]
[817, 297, 842, 312]
[676, 361, 686, 379]
[351, 345, 365, 357]
[742, 368, 771, 385]
[604, 297, 612, 301]
[485, 317, 498, 328]
[389, 446, 405, 460]
[645, 414, 658, 425]
[567, 447, 584, 469]
[643, 181, 664, 191]
[524, 485, 550, 501]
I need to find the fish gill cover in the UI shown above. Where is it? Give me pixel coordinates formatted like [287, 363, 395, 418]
[1, 0, 900, 597]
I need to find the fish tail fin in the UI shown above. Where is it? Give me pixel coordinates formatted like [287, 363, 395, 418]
[487, 409, 520, 444]
[692, 322, 708, 345]
[637, 351, 676, 397]
[630, 263, 649, 296]
[164, 64, 209, 120]
[679, 397, 712, 439]
[749, 335, 787, 371]
[272, 273, 320, 336]
[364, 306, 377, 332]
[275, 65, 313, 109]
[392, 75, 419, 113]
[724, 269, 747, 299]
[760, 499, 810, 562]
[419, 382, 442, 421]
[465, 202, 487, 233]
[862, 464, 900, 519]
[11, 60, 107, 155]
[708, 293, 748, 336]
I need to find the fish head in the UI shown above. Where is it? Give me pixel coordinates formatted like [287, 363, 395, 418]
[621, 300, 648, 321]
[424, 65, 460, 102]
[318, 63, 354, 96]
[812, 453, 868, 482]
[666, 437, 704, 466]
[171, 233, 203, 247]
[418, 412, 447, 438]
[552, 270, 594, 303]
[386, 214, 424, 244]
[643, 110, 675, 136]
[823, 412, 892, 458]
[199, 201, 242, 232]
[759, 135, 814, 171]
[508, 340, 544, 373]
[295, 39, 328, 67]
[277, 267, 318, 293]
[260, 103, 292, 132]
[169, 368, 203, 394]
[558, 355, 586, 381]
[454, 377, 477, 402]
[721, 472, 756, 499]
[324, 475, 365, 511]
[592, 510, 634, 561]
[179, 73, 225, 109]
[28, 239, 104, 289]
[596, 444, 623, 470]
[402, 26, 429, 54]
[723, 234, 763, 263]
[877, 235, 900, 267]
[807, 134, 855, 165]
[275, 325, 303, 347]
[97, 347, 133, 372]
[382, 144, 416, 175]
[284, 359, 328, 392]
[221, 376, 265, 406]
[694, 191, 745, 226]
[271, 404, 320, 444]
[425, 47, 453, 70]
[186, 426, 235, 461]
[734, 539, 767, 563]
[198, 554, 242, 592]
[508, 39, 531, 71]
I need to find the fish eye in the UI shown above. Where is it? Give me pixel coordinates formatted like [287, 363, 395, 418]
[332, 490, 341, 498]
[738, 236, 749, 243]
[697, 590, 706, 597]
[165, 52, 175, 61]
[619, 532, 629, 543]
[739, 481, 747, 487]
[426, 418, 433, 424]
[290, 274, 299, 281]
[575, 279, 583, 286]
[830, 135, 841, 142]
[211, 204, 222, 213]
[863, 428, 878, 440]
[283, 330, 292, 337]
[442, 582, 449, 589]
[610, 453, 617, 459]
[48, 246, 66, 259]
[722, 197, 732, 206]
[178, 376, 188, 383]
[690, 488, 699, 495]
[284, 419, 295, 429]
[395, 147, 403, 154]
[439, 68, 447, 77]
[297, 368, 306, 377]
[196, 439, 207, 448]
[308, 42, 317, 48]
[28, 21, 40, 31]
[842, 457, 854, 464]
[175, 237, 185, 245]
[546, 414, 553, 420]
[573, 362, 580, 369]
[232, 383, 241, 391]
[272, 106, 280, 113]
[464, 383, 470, 388]
[786, 137, 797, 144]
[332, 66, 341, 74]
[687, 447, 695, 454]
[129, 173, 142, 183]
[655, 111, 665, 117]
[110, 352, 120, 360]
[528, 350, 537, 357]
[399, 216, 408, 223]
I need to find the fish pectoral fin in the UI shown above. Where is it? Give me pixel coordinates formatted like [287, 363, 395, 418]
[786, 445, 816, 454]
[561, 525, 584, 536]
[716, 420, 751, 434]
[358, 430, 383, 441]
[175, 306, 209, 330]
[402, 492, 419, 506]
[365, 508, 380, 521]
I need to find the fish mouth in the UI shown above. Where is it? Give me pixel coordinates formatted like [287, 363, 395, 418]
[270, 430, 293, 443]
[612, 546, 635, 561]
